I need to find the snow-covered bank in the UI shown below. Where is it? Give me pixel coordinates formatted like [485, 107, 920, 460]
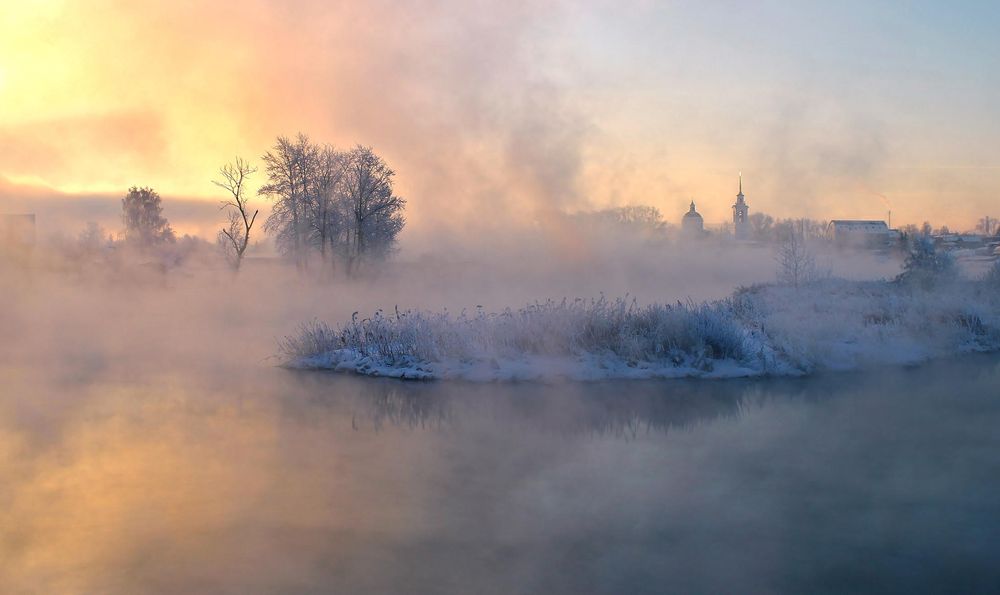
[280, 273, 1000, 382]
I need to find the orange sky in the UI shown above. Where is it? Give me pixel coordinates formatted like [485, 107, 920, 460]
[2, 0, 998, 240]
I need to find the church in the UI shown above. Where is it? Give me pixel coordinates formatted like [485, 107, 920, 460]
[681, 201, 704, 237]
[680, 174, 750, 239]
[732, 174, 750, 240]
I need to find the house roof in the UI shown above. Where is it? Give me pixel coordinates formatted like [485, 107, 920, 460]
[829, 220, 888, 226]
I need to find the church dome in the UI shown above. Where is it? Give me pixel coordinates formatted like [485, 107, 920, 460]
[683, 201, 703, 221]
[682, 201, 704, 236]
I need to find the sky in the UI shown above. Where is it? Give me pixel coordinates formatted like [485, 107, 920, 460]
[2, 0, 999, 243]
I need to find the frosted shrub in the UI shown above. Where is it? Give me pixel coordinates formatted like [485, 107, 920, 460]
[281, 275, 1000, 380]
[897, 237, 956, 290]
[280, 321, 340, 359]
[648, 302, 746, 360]
[280, 296, 749, 369]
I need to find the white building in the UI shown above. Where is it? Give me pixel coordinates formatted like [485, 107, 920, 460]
[732, 174, 749, 240]
[827, 220, 895, 248]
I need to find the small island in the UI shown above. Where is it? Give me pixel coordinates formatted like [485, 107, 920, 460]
[282, 241, 1000, 381]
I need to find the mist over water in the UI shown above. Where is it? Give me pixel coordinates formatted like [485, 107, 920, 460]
[3, 335, 999, 593]
[0, 235, 903, 379]
[2, 242, 999, 593]
[4, 1, 1000, 591]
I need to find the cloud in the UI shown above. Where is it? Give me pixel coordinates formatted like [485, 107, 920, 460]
[1, 0, 600, 249]
[2, 0, 997, 241]
[752, 98, 889, 218]
[0, 176, 231, 239]
[0, 112, 167, 187]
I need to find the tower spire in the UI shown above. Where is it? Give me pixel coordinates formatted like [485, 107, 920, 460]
[733, 171, 749, 240]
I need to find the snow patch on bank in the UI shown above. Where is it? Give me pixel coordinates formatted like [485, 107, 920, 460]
[280, 277, 1000, 382]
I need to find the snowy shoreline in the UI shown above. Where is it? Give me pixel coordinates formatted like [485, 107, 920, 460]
[280, 276, 1000, 382]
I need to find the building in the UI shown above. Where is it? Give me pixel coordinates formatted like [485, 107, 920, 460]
[827, 220, 895, 248]
[681, 201, 704, 238]
[732, 174, 749, 240]
[934, 233, 989, 251]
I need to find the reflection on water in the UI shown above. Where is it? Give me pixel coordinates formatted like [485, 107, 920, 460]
[312, 370, 883, 440]
[342, 376, 761, 439]
[2, 355, 1000, 594]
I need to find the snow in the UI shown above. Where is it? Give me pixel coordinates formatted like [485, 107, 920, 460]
[280, 275, 1000, 382]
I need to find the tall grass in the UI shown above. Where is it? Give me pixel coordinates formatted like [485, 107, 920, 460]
[280, 272, 1000, 379]
[279, 296, 750, 366]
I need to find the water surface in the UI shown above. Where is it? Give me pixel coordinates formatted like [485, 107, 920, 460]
[2, 355, 999, 594]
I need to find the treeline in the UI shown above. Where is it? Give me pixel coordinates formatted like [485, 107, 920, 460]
[571, 205, 673, 239]
[898, 218, 999, 238]
[746, 213, 827, 243]
[62, 133, 408, 277]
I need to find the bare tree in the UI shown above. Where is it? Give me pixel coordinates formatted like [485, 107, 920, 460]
[121, 186, 175, 247]
[308, 145, 348, 269]
[775, 231, 816, 288]
[259, 134, 313, 269]
[214, 157, 258, 272]
[342, 145, 406, 274]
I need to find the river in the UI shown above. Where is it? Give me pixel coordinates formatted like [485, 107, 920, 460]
[3, 352, 999, 594]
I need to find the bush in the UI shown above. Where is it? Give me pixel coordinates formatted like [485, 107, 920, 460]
[280, 296, 750, 368]
[897, 237, 956, 290]
[280, 276, 1000, 380]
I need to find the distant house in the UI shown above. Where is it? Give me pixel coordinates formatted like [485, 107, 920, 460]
[934, 233, 988, 251]
[827, 220, 896, 248]
[0, 214, 35, 252]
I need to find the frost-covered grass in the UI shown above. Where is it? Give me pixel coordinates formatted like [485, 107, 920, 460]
[280, 274, 1000, 381]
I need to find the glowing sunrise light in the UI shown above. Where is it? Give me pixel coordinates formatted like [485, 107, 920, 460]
[0, 1, 997, 231]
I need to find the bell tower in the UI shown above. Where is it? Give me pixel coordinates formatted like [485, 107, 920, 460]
[733, 172, 750, 240]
